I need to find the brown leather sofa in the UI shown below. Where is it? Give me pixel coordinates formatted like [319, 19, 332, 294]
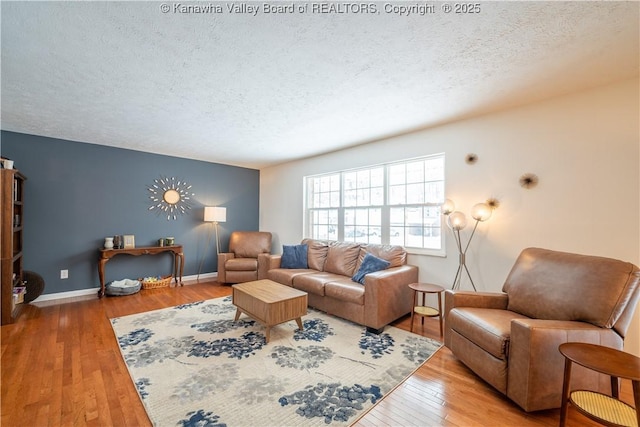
[444, 247, 640, 412]
[266, 239, 418, 332]
[217, 231, 272, 284]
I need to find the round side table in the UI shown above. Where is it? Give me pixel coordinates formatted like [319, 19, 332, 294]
[409, 282, 445, 336]
[559, 342, 640, 427]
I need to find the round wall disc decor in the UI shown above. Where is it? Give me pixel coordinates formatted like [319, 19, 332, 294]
[148, 176, 194, 220]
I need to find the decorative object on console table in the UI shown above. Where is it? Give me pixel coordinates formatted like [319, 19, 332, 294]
[104, 237, 114, 249]
[441, 198, 496, 290]
[1, 169, 26, 325]
[123, 235, 135, 249]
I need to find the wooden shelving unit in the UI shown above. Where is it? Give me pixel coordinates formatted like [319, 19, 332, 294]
[1, 168, 26, 325]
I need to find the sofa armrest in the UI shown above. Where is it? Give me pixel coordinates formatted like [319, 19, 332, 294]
[507, 318, 624, 412]
[257, 253, 272, 280]
[363, 264, 419, 329]
[265, 254, 282, 270]
[217, 252, 235, 283]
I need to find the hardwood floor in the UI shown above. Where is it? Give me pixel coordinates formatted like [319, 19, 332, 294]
[1, 281, 634, 426]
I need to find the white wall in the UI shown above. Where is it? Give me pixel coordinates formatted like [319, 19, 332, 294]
[260, 78, 640, 355]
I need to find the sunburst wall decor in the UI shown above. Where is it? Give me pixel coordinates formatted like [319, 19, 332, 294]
[148, 176, 195, 220]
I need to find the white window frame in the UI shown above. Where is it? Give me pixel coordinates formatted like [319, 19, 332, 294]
[304, 154, 446, 256]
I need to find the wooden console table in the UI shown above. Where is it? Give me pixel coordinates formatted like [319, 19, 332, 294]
[98, 245, 184, 297]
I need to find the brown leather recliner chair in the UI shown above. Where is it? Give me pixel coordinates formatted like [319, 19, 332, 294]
[217, 231, 272, 284]
[444, 247, 640, 412]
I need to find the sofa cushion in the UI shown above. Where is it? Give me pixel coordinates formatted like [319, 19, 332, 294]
[325, 279, 365, 305]
[281, 244, 308, 269]
[267, 268, 315, 286]
[503, 247, 640, 328]
[302, 239, 330, 271]
[225, 258, 257, 271]
[448, 307, 529, 360]
[352, 253, 391, 284]
[324, 242, 361, 277]
[355, 245, 406, 270]
[292, 272, 346, 296]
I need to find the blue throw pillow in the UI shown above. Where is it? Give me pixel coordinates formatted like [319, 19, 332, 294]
[281, 244, 308, 269]
[352, 253, 391, 285]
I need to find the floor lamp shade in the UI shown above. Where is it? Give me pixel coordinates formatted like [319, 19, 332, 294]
[204, 206, 226, 223]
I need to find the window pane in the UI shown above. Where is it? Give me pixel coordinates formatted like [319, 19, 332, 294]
[389, 185, 405, 205]
[344, 189, 356, 207]
[406, 183, 424, 204]
[371, 187, 383, 205]
[406, 161, 424, 183]
[389, 164, 405, 185]
[344, 172, 356, 190]
[371, 168, 384, 187]
[426, 181, 443, 203]
[356, 188, 369, 206]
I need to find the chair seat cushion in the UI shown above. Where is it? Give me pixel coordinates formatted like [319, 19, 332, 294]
[448, 307, 529, 360]
[325, 279, 365, 305]
[267, 268, 315, 286]
[293, 272, 346, 296]
[225, 258, 258, 271]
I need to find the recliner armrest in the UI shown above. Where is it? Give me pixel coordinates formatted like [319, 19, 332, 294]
[217, 252, 235, 283]
[444, 290, 508, 322]
[444, 290, 509, 348]
[507, 318, 623, 412]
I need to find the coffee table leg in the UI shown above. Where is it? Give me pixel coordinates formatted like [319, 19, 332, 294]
[234, 308, 241, 321]
[295, 317, 303, 331]
[265, 327, 271, 343]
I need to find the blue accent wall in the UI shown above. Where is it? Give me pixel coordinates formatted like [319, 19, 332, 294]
[1, 131, 260, 295]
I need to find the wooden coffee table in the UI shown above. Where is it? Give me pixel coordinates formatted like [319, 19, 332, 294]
[232, 279, 308, 343]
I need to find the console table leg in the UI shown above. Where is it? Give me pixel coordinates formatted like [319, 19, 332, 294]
[98, 259, 107, 298]
[178, 252, 184, 285]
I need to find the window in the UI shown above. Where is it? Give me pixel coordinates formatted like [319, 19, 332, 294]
[304, 154, 445, 254]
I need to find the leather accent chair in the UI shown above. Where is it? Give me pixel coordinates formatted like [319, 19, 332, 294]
[444, 247, 640, 412]
[217, 231, 272, 284]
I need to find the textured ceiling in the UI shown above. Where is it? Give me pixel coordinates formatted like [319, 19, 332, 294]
[1, 1, 638, 169]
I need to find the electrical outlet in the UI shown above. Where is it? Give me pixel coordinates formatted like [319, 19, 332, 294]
[60, 269, 68, 279]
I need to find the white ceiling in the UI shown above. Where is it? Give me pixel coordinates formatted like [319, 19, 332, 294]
[1, 1, 638, 169]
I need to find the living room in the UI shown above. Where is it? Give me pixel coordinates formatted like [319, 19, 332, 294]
[2, 1, 639, 426]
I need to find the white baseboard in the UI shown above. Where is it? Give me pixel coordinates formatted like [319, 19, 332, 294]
[31, 272, 219, 303]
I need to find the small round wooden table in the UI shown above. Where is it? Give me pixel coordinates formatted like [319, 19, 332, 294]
[559, 342, 640, 427]
[409, 283, 445, 336]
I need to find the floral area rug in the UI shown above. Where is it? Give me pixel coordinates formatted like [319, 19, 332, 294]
[110, 296, 442, 427]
